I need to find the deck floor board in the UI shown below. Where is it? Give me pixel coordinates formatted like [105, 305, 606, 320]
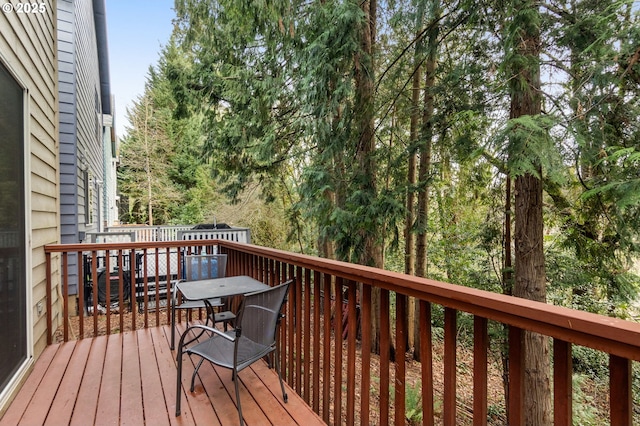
[45, 338, 93, 426]
[0, 325, 324, 426]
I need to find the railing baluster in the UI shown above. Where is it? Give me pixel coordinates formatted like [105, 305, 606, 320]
[610, 355, 632, 426]
[553, 338, 572, 426]
[346, 280, 357, 425]
[395, 293, 407, 426]
[253, 254, 258, 280]
[333, 277, 343, 426]
[313, 270, 321, 413]
[473, 316, 488, 426]
[118, 249, 125, 333]
[277, 260, 285, 382]
[304, 268, 312, 403]
[130, 250, 136, 331]
[288, 263, 295, 386]
[322, 273, 332, 423]
[138, 247, 146, 327]
[420, 300, 434, 426]
[444, 307, 457, 426]
[508, 325, 524, 425]
[77, 250, 84, 339]
[62, 253, 69, 342]
[270, 256, 275, 282]
[106, 250, 112, 334]
[155, 249, 163, 325]
[91, 251, 98, 337]
[46, 251, 52, 345]
[239, 250, 245, 277]
[280, 260, 288, 386]
[380, 288, 390, 426]
[296, 266, 303, 394]
[360, 284, 372, 426]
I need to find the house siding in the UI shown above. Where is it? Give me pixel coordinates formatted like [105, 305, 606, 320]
[58, 0, 105, 244]
[57, 0, 77, 242]
[0, 0, 60, 412]
[58, 0, 113, 297]
[74, 0, 103, 235]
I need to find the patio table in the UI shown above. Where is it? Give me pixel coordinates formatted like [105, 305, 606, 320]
[170, 275, 269, 349]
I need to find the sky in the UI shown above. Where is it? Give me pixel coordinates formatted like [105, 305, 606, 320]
[105, 0, 176, 138]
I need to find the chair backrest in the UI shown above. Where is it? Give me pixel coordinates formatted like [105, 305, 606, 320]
[183, 253, 228, 281]
[237, 280, 291, 347]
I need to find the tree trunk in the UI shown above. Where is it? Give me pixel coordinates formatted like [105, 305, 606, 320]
[354, 0, 384, 353]
[501, 175, 513, 420]
[405, 20, 423, 353]
[513, 173, 550, 425]
[507, 1, 551, 422]
[143, 96, 154, 226]
[414, 0, 440, 361]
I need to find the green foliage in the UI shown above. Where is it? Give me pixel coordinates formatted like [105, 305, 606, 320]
[136, 0, 640, 342]
[405, 381, 423, 425]
[499, 114, 565, 183]
[572, 346, 608, 377]
[118, 42, 221, 225]
[571, 374, 601, 426]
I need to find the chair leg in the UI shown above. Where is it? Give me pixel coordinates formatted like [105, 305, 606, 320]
[190, 358, 205, 391]
[275, 350, 288, 403]
[175, 346, 184, 415]
[234, 369, 244, 426]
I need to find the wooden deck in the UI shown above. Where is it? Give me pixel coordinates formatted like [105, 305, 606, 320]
[0, 324, 325, 426]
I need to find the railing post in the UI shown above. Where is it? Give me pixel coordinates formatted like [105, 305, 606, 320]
[346, 280, 357, 425]
[610, 355, 632, 426]
[333, 276, 343, 426]
[394, 293, 407, 426]
[553, 339, 572, 426]
[473, 316, 488, 426]
[77, 250, 84, 338]
[62, 253, 68, 342]
[360, 284, 372, 426]
[444, 307, 457, 426]
[46, 251, 52, 345]
[304, 269, 312, 404]
[312, 270, 321, 414]
[420, 300, 434, 426]
[508, 326, 524, 426]
[379, 288, 390, 426]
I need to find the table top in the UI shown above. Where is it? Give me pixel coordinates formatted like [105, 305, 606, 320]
[176, 275, 269, 301]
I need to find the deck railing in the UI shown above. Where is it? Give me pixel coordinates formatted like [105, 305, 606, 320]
[101, 225, 251, 243]
[45, 240, 640, 425]
[103, 225, 192, 242]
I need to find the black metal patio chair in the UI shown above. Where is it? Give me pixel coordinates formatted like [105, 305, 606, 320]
[175, 280, 292, 426]
[171, 253, 234, 349]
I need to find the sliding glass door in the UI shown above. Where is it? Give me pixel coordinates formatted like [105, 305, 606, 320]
[0, 61, 27, 393]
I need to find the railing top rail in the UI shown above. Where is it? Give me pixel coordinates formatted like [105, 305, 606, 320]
[44, 239, 224, 253]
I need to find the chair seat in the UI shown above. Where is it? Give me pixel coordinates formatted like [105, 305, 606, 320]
[177, 297, 223, 310]
[187, 334, 273, 371]
[213, 310, 236, 324]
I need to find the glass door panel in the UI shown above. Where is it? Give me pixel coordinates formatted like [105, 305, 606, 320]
[0, 61, 27, 393]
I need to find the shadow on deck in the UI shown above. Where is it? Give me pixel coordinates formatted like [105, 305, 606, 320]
[0, 324, 325, 426]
